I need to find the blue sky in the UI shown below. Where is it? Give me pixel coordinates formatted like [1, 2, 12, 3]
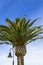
[0, 0, 43, 65]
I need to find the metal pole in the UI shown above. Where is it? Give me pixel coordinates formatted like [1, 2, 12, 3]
[13, 47, 14, 65]
[8, 47, 14, 65]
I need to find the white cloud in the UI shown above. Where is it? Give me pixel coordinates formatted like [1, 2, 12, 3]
[0, 53, 17, 65]
[24, 44, 43, 65]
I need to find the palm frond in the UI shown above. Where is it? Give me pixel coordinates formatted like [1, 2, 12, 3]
[0, 17, 43, 46]
[28, 18, 40, 28]
[28, 31, 43, 40]
[0, 25, 12, 38]
[0, 25, 16, 41]
[0, 25, 9, 31]
[25, 37, 43, 45]
[23, 29, 43, 45]
[0, 35, 8, 41]
[25, 19, 31, 28]
[5, 18, 15, 29]
[0, 41, 10, 45]
[0, 42, 4, 44]
[29, 37, 43, 43]
[16, 18, 20, 23]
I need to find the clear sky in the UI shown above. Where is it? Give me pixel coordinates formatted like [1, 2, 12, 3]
[0, 0, 43, 65]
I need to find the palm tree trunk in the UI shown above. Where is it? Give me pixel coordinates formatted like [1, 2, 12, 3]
[15, 46, 26, 65]
[17, 56, 24, 65]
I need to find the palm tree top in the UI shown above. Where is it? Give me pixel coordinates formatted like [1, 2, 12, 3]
[0, 17, 43, 47]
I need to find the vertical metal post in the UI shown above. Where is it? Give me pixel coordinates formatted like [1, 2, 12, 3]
[13, 47, 14, 65]
[8, 47, 15, 65]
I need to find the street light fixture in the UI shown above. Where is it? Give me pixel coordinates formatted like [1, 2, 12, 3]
[8, 47, 14, 65]
[8, 52, 12, 58]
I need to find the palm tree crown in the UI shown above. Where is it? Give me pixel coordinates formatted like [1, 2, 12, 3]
[0, 17, 43, 47]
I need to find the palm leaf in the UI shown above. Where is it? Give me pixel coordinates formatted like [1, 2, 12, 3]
[0, 17, 43, 46]
[24, 19, 31, 28]
[0, 25, 9, 31]
[0, 25, 16, 41]
[0, 35, 8, 41]
[5, 18, 15, 29]
[29, 37, 43, 43]
[26, 37, 43, 45]
[28, 18, 40, 28]
[0, 42, 10, 45]
[24, 31, 43, 44]
[0, 42, 4, 44]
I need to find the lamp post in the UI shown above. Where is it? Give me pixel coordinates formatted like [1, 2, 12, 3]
[8, 47, 14, 65]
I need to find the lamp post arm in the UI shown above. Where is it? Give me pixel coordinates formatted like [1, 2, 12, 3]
[8, 47, 15, 65]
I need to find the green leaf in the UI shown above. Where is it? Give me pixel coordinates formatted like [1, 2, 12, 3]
[28, 18, 40, 27]
[0, 35, 8, 41]
[0, 41, 11, 45]
[5, 18, 15, 29]
[25, 19, 31, 28]
[29, 37, 43, 43]
[0, 17, 43, 46]
[0, 42, 4, 44]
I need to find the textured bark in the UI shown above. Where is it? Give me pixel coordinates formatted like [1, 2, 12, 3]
[15, 46, 26, 65]
[17, 56, 24, 65]
[15, 46, 26, 56]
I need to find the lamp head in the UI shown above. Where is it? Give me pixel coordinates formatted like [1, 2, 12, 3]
[8, 52, 12, 58]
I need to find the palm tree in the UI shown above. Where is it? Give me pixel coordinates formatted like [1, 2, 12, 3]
[0, 17, 43, 65]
